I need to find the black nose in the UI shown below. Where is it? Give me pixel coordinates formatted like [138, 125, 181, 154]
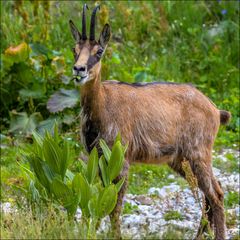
[74, 65, 86, 72]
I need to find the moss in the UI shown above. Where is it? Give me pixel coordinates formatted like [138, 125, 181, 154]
[123, 202, 139, 214]
[225, 191, 239, 208]
[164, 210, 184, 221]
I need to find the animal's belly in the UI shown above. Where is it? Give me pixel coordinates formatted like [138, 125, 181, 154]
[130, 154, 174, 165]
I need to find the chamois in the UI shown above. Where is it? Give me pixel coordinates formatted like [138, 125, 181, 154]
[69, 4, 231, 240]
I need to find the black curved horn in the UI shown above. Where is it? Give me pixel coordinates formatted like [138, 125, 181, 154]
[82, 4, 88, 40]
[89, 5, 100, 41]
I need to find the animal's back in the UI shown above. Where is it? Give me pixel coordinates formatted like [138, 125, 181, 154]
[100, 80, 220, 163]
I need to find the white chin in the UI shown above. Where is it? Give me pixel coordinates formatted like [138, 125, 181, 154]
[74, 75, 89, 86]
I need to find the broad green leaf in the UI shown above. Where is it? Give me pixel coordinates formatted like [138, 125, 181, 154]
[88, 196, 98, 218]
[87, 147, 98, 184]
[113, 133, 122, 146]
[29, 43, 51, 58]
[99, 139, 111, 162]
[32, 131, 43, 148]
[19, 88, 44, 100]
[79, 160, 88, 176]
[28, 155, 51, 191]
[99, 156, 109, 187]
[115, 177, 125, 193]
[43, 137, 61, 174]
[97, 185, 117, 218]
[60, 140, 72, 179]
[51, 178, 78, 216]
[9, 111, 42, 135]
[72, 173, 91, 212]
[53, 123, 60, 143]
[47, 89, 80, 113]
[29, 180, 40, 203]
[66, 169, 75, 181]
[108, 141, 125, 182]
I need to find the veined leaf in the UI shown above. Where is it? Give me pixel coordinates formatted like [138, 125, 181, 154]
[88, 195, 98, 218]
[99, 156, 109, 187]
[32, 131, 43, 148]
[60, 140, 72, 179]
[9, 111, 42, 135]
[29, 180, 40, 203]
[115, 177, 126, 193]
[47, 89, 80, 113]
[43, 137, 61, 174]
[113, 133, 122, 146]
[99, 139, 111, 163]
[72, 173, 91, 212]
[108, 141, 124, 182]
[28, 155, 51, 191]
[87, 147, 98, 184]
[97, 185, 117, 218]
[51, 178, 78, 215]
[66, 169, 75, 181]
[53, 123, 60, 143]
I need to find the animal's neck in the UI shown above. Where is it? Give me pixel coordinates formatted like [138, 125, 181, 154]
[80, 71, 104, 117]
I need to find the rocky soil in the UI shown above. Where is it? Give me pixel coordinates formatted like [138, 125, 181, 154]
[1, 149, 239, 239]
[97, 148, 240, 239]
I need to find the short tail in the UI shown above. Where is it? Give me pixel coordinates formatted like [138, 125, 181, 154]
[220, 110, 231, 125]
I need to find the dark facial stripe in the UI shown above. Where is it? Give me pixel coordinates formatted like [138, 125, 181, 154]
[87, 55, 101, 70]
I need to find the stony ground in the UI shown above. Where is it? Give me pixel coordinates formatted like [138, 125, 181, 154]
[97, 148, 240, 239]
[1, 149, 239, 239]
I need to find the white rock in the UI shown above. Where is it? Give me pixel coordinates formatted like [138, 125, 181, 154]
[213, 167, 221, 176]
[168, 174, 175, 180]
[1, 202, 13, 213]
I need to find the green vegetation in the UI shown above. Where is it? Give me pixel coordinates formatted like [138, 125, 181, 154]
[1, 1, 239, 239]
[225, 191, 239, 208]
[213, 152, 239, 173]
[1, 1, 239, 145]
[1, 207, 83, 239]
[164, 210, 184, 221]
[17, 126, 127, 238]
[123, 202, 139, 215]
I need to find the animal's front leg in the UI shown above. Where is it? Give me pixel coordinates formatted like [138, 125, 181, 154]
[110, 161, 129, 239]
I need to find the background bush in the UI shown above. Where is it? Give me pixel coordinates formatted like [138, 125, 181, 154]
[1, 1, 239, 139]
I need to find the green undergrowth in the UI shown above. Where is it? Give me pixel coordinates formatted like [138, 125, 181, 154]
[123, 202, 139, 215]
[128, 163, 187, 195]
[1, 207, 84, 239]
[213, 152, 239, 173]
[164, 210, 184, 221]
[225, 191, 239, 208]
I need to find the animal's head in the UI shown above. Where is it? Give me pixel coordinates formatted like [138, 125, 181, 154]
[69, 4, 111, 85]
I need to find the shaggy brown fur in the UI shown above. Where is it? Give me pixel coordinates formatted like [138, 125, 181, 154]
[69, 5, 231, 240]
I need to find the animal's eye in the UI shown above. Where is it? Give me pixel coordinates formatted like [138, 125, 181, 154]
[96, 48, 104, 57]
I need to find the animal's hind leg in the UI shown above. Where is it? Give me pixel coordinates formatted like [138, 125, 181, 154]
[196, 181, 223, 237]
[190, 157, 225, 240]
[110, 161, 129, 239]
[168, 157, 225, 239]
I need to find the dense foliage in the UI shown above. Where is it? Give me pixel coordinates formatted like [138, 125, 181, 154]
[1, 2, 239, 238]
[20, 126, 126, 238]
[1, 1, 239, 143]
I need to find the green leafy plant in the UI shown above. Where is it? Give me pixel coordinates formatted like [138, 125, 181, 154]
[164, 210, 184, 221]
[21, 125, 127, 238]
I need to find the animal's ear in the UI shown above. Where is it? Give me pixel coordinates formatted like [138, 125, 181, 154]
[69, 20, 81, 42]
[99, 23, 111, 48]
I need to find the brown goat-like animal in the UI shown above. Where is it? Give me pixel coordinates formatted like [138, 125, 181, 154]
[69, 5, 231, 240]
